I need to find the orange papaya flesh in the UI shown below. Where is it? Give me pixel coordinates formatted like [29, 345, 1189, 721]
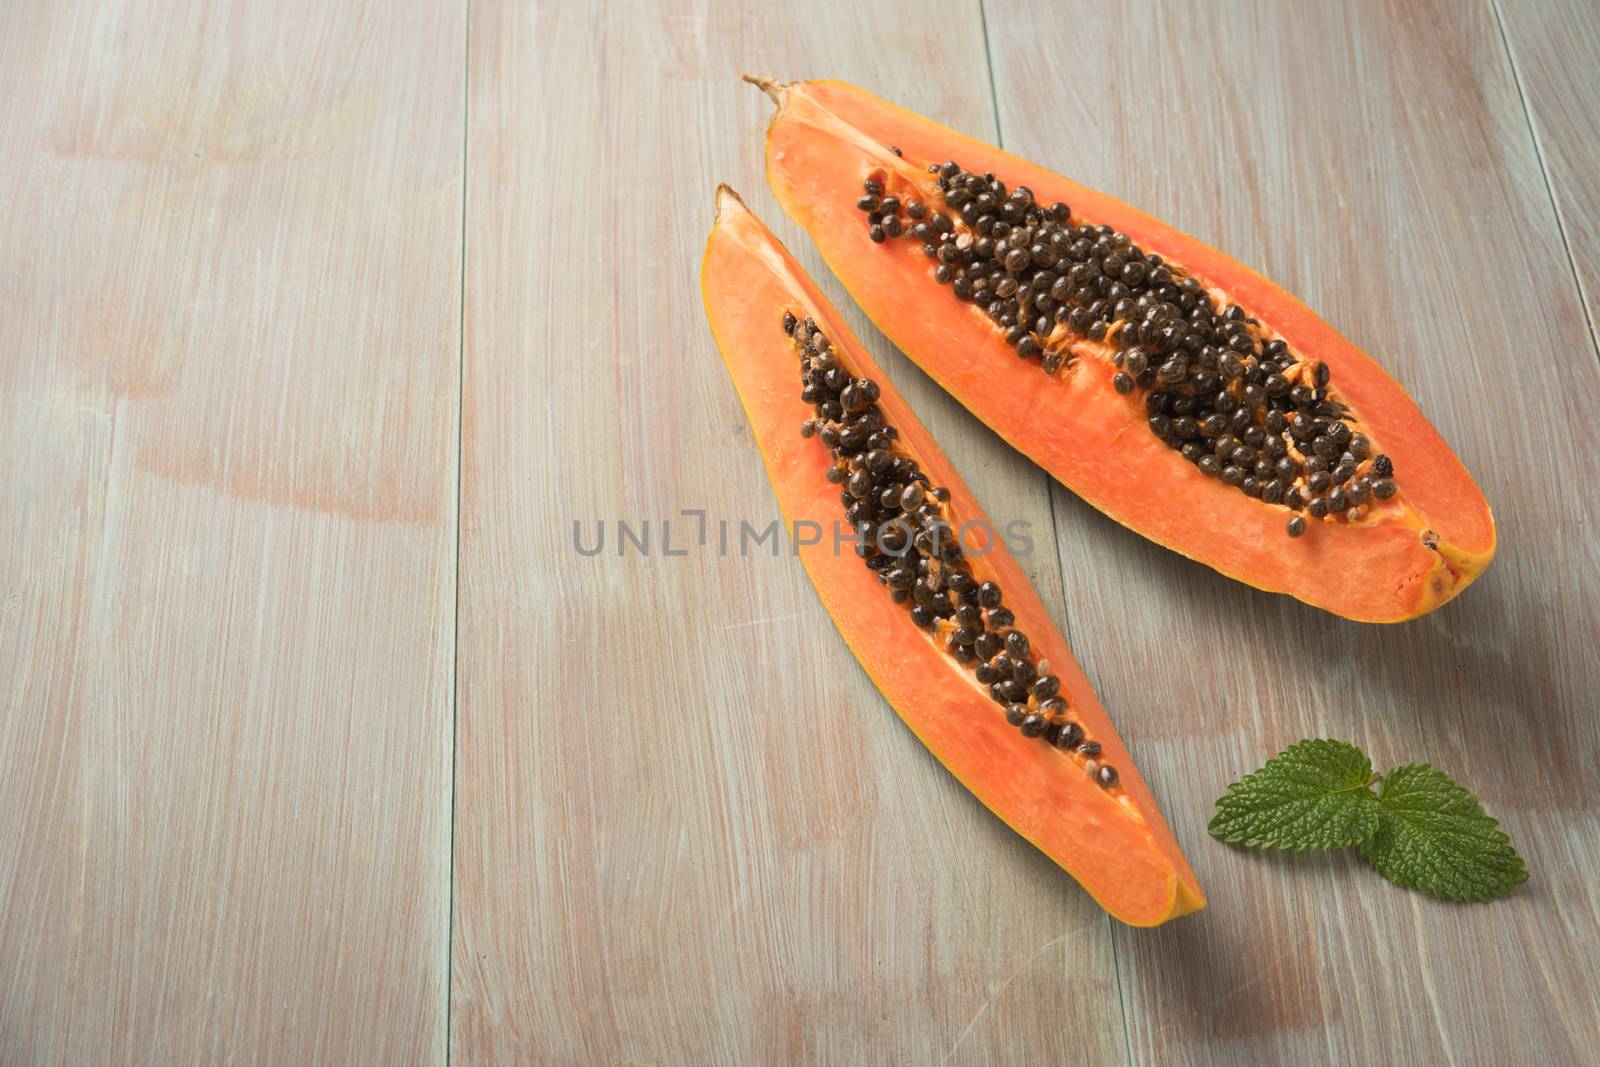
[752, 77, 1496, 623]
[702, 185, 1204, 926]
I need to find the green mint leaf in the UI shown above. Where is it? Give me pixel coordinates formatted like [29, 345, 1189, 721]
[1358, 763, 1528, 903]
[1209, 738, 1381, 850]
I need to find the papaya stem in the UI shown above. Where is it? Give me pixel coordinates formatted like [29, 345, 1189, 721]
[741, 73, 789, 105]
[714, 183, 747, 216]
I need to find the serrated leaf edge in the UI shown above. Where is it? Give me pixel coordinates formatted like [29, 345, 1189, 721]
[1359, 761, 1529, 903]
[1208, 738, 1380, 851]
[1209, 781, 1380, 850]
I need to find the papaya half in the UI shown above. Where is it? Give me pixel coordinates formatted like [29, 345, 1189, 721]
[701, 185, 1204, 925]
[749, 77, 1496, 623]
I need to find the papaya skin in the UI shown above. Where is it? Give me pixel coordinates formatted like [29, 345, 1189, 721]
[749, 77, 1496, 623]
[702, 185, 1203, 926]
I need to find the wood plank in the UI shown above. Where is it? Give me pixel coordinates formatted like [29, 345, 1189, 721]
[1495, 0, 1600, 354]
[453, 2, 1124, 1062]
[983, 0, 1600, 1062]
[0, 4, 462, 1062]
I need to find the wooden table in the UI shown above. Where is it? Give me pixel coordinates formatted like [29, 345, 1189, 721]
[3, 1, 1597, 1063]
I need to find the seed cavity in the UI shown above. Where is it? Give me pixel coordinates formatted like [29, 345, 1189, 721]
[856, 162, 1403, 538]
[786, 312, 1118, 790]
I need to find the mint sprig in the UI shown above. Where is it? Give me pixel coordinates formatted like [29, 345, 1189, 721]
[1359, 763, 1529, 902]
[1209, 738, 1380, 850]
[1210, 739, 1527, 903]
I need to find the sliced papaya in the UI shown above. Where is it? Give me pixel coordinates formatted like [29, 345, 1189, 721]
[701, 185, 1204, 925]
[750, 77, 1495, 623]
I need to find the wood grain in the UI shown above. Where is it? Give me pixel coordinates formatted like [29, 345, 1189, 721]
[1496, 0, 1600, 353]
[5, 1, 1598, 1062]
[983, 0, 1600, 1063]
[453, 1, 1126, 1063]
[0, 3, 462, 1063]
